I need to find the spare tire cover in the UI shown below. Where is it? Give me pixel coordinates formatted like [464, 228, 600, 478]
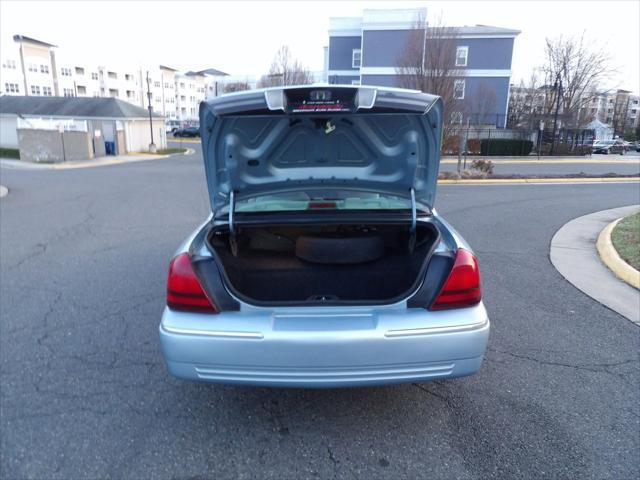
[295, 234, 385, 264]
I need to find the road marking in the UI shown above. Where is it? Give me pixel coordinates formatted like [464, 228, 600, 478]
[168, 139, 201, 144]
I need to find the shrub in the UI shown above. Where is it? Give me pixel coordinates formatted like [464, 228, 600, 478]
[480, 139, 533, 156]
[471, 159, 494, 175]
[0, 148, 20, 159]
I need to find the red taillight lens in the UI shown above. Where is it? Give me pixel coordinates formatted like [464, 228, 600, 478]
[429, 249, 482, 311]
[166, 253, 218, 313]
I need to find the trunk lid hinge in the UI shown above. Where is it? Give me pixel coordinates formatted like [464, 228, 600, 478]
[228, 190, 239, 256]
[409, 187, 417, 253]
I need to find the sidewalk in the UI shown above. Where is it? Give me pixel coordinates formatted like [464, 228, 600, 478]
[550, 205, 640, 325]
[0, 153, 170, 170]
[441, 155, 639, 164]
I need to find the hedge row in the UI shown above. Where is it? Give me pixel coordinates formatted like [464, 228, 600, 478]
[0, 148, 20, 159]
[480, 139, 534, 156]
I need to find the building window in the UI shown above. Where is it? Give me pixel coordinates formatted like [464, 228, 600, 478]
[28, 63, 38, 72]
[352, 49, 361, 68]
[154, 81, 161, 88]
[455, 46, 469, 67]
[77, 85, 87, 95]
[4, 83, 19, 93]
[75, 67, 85, 75]
[109, 88, 118, 97]
[63, 88, 74, 97]
[2, 59, 17, 69]
[42, 86, 52, 96]
[93, 91, 100, 97]
[108, 71, 117, 79]
[91, 72, 99, 80]
[40, 64, 50, 74]
[61, 67, 72, 76]
[125, 74, 133, 81]
[30, 85, 41, 95]
[351, 79, 360, 85]
[450, 111, 463, 124]
[454, 79, 465, 100]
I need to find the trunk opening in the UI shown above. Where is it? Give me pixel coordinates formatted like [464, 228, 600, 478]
[206, 221, 440, 306]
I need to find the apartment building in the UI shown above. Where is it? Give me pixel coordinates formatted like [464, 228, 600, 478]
[1, 35, 226, 123]
[325, 8, 520, 128]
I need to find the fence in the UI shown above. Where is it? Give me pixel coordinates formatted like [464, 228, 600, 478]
[443, 126, 598, 156]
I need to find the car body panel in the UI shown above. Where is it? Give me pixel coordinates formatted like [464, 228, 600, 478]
[199, 86, 443, 215]
[160, 302, 489, 387]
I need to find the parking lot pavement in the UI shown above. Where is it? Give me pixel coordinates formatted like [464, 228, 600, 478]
[1, 157, 639, 479]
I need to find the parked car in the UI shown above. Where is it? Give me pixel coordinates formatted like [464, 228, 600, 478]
[165, 120, 181, 134]
[173, 126, 200, 138]
[592, 139, 626, 154]
[159, 86, 490, 388]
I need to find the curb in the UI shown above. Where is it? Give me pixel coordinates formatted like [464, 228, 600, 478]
[550, 205, 640, 325]
[0, 185, 8, 198]
[438, 177, 640, 185]
[597, 218, 640, 289]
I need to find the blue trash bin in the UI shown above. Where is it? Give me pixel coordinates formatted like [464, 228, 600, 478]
[105, 141, 115, 155]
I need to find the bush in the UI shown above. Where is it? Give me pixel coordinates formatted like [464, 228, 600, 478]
[480, 139, 533, 156]
[0, 148, 20, 159]
[471, 159, 494, 175]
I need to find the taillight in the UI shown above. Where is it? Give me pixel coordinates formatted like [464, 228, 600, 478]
[166, 253, 218, 313]
[429, 249, 481, 311]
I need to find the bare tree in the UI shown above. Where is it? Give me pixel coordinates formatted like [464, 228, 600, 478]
[396, 15, 465, 129]
[258, 45, 313, 88]
[223, 81, 250, 94]
[507, 73, 544, 129]
[467, 81, 497, 125]
[540, 34, 615, 129]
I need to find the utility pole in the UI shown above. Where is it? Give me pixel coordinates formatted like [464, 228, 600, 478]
[146, 71, 156, 153]
[550, 73, 562, 156]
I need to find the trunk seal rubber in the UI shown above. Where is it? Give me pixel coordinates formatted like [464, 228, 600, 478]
[202, 218, 441, 308]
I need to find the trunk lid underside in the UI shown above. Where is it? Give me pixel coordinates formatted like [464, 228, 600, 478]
[200, 86, 444, 215]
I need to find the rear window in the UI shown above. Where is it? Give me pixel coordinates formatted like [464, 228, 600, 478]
[235, 190, 412, 212]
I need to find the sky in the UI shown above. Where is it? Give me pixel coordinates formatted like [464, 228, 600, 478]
[1, 0, 638, 91]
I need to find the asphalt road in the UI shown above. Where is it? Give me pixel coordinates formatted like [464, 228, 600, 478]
[1, 151, 639, 480]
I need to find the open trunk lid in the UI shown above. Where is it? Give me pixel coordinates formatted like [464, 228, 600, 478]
[199, 85, 444, 216]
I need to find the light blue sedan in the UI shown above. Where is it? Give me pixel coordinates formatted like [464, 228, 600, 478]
[159, 85, 489, 387]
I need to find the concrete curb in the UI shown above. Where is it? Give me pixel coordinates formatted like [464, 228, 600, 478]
[597, 218, 640, 289]
[550, 205, 640, 325]
[0, 185, 8, 198]
[438, 177, 640, 185]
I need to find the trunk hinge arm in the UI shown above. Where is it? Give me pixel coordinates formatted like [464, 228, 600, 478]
[409, 187, 417, 253]
[228, 190, 239, 256]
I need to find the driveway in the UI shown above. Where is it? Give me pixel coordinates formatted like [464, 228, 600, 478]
[1, 152, 638, 479]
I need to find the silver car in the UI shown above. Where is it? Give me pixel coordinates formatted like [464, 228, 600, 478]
[159, 85, 490, 388]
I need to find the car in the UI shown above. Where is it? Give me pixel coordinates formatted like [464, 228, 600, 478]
[159, 85, 490, 388]
[592, 139, 626, 154]
[165, 120, 181, 134]
[173, 126, 200, 138]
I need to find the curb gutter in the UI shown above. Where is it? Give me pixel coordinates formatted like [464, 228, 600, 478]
[438, 177, 640, 185]
[597, 218, 640, 289]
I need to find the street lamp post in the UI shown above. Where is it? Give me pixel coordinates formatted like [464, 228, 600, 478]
[550, 73, 563, 156]
[146, 71, 156, 153]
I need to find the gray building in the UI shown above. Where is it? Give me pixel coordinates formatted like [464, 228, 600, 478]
[0, 95, 166, 161]
[326, 8, 520, 128]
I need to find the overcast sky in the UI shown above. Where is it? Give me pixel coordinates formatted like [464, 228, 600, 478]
[1, 0, 638, 91]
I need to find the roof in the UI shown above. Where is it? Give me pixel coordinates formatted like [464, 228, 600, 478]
[195, 68, 229, 76]
[159, 65, 178, 72]
[13, 34, 57, 48]
[0, 96, 163, 119]
[446, 25, 521, 36]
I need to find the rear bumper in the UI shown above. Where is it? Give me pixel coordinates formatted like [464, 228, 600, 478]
[159, 304, 490, 388]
